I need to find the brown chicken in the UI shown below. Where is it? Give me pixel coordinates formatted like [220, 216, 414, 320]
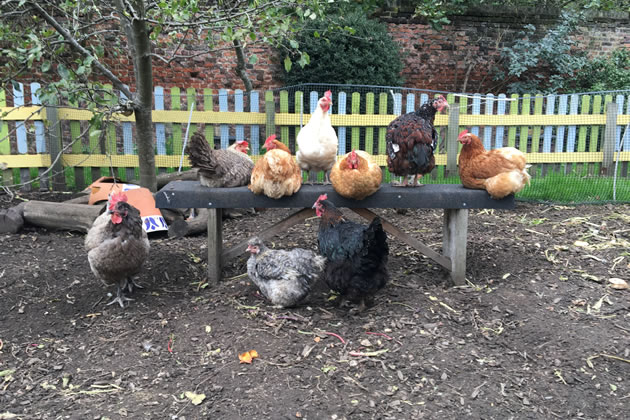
[249, 134, 302, 199]
[330, 150, 382, 200]
[187, 132, 253, 187]
[85, 192, 150, 307]
[386, 95, 449, 186]
[458, 130, 531, 199]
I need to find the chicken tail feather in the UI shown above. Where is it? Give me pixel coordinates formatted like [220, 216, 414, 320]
[484, 169, 530, 199]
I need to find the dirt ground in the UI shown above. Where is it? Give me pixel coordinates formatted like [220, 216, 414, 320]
[1, 191, 629, 420]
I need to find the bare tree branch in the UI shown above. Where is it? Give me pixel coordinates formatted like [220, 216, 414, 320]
[30, 2, 134, 100]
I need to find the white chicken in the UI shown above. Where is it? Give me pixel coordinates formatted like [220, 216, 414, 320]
[296, 90, 338, 183]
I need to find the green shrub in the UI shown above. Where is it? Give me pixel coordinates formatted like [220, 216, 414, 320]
[282, 11, 403, 86]
[571, 48, 630, 92]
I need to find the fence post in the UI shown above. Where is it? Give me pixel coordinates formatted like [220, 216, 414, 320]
[265, 90, 275, 138]
[45, 105, 66, 191]
[445, 101, 460, 177]
[602, 102, 617, 175]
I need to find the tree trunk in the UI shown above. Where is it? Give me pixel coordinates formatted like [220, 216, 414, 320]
[233, 40, 253, 93]
[131, 0, 157, 192]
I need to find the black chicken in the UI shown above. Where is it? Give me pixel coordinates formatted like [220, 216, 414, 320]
[386, 95, 449, 186]
[313, 194, 389, 311]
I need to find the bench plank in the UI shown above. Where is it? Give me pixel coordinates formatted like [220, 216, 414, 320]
[156, 182, 515, 210]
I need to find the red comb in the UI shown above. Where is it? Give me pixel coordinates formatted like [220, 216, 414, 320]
[317, 193, 328, 202]
[108, 192, 128, 210]
[458, 129, 469, 140]
[324, 90, 332, 99]
[237, 140, 249, 146]
[265, 134, 276, 142]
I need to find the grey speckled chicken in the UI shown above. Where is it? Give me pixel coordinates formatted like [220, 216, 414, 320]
[85, 192, 150, 307]
[187, 132, 254, 187]
[246, 237, 326, 308]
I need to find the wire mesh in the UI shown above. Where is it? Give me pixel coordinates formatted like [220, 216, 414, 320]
[1, 82, 628, 203]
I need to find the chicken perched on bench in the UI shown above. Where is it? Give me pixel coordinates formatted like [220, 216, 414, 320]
[313, 194, 389, 311]
[458, 130, 531, 199]
[246, 237, 326, 308]
[85, 192, 150, 307]
[386, 95, 448, 186]
[296, 90, 338, 183]
[187, 132, 253, 188]
[330, 149, 382, 200]
[249, 134, 302, 199]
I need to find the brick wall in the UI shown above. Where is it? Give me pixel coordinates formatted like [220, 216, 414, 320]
[7, 8, 630, 101]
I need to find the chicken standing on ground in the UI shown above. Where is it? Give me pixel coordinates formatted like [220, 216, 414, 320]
[187, 132, 253, 187]
[296, 90, 338, 183]
[246, 237, 326, 308]
[313, 194, 389, 311]
[457, 130, 531, 199]
[249, 134, 302, 199]
[386, 95, 449, 186]
[330, 149, 382, 200]
[85, 192, 150, 307]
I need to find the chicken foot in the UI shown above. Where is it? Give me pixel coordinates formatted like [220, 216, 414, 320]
[123, 276, 144, 293]
[106, 285, 135, 308]
[392, 174, 426, 187]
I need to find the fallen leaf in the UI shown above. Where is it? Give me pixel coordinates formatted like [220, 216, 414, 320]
[0, 413, 18, 420]
[0, 370, 15, 377]
[184, 391, 206, 405]
[238, 350, 259, 364]
[502, 273, 511, 280]
[608, 278, 628, 290]
[574, 240, 590, 247]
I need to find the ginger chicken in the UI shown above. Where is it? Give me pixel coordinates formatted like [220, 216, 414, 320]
[246, 237, 326, 308]
[313, 194, 389, 311]
[187, 132, 253, 188]
[296, 90, 338, 182]
[458, 130, 531, 199]
[85, 192, 150, 307]
[248, 134, 301, 199]
[330, 150, 382, 200]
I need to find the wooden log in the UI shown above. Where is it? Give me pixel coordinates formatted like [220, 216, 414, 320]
[443, 208, 468, 286]
[0, 203, 25, 233]
[63, 193, 90, 205]
[168, 208, 209, 238]
[23, 201, 104, 233]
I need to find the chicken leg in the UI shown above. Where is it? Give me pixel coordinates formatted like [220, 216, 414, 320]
[124, 276, 144, 293]
[106, 285, 135, 308]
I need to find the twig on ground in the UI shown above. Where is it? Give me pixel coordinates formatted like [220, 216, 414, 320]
[322, 331, 345, 344]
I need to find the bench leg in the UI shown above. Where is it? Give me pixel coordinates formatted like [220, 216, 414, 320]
[207, 208, 223, 285]
[443, 208, 468, 286]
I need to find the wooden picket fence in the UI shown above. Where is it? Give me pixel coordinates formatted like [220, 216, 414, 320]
[1, 83, 630, 191]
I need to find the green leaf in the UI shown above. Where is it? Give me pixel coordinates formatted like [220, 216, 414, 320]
[57, 63, 69, 79]
[248, 54, 258, 65]
[0, 369, 15, 377]
[184, 391, 206, 405]
[283, 56, 292, 72]
[289, 39, 299, 49]
[89, 129, 102, 139]
[41, 61, 51, 73]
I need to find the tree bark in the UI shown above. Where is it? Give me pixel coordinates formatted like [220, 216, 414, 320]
[23, 201, 104, 233]
[131, 0, 157, 192]
[233, 40, 253, 93]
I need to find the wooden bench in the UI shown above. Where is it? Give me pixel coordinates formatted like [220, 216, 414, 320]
[155, 182, 514, 286]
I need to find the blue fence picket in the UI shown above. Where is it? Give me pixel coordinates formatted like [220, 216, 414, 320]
[419, 93, 429, 106]
[392, 93, 402, 116]
[406, 93, 415, 113]
[13, 82, 30, 190]
[219, 89, 229, 149]
[471, 94, 481, 137]
[309, 91, 318, 113]
[235, 90, 244, 142]
[483, 94, 494, 149]
[495, 94, 506, 148]
[556, 95, 568, 155]
[337, 92, 347, 155]
[542, 95, 555, 153]
[250, 91, 260, 154]
[154, 86, 166, 154]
